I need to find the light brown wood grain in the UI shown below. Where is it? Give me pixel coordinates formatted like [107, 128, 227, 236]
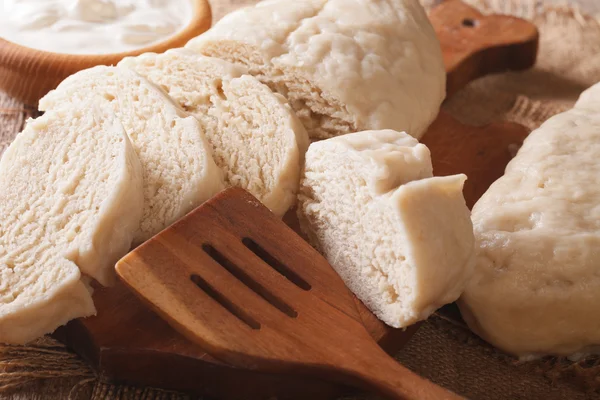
[0, 0, 211, 106]
[422, 111, 529, 209]
[54, 2, 537, 399]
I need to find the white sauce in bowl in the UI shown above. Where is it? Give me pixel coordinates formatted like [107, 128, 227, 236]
[0, 0, 193, 55]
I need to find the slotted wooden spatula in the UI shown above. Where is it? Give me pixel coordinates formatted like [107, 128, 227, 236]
[116, 188, 462, 400]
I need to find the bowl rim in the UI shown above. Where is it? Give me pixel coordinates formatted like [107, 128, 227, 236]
[0, 0, 211, 64]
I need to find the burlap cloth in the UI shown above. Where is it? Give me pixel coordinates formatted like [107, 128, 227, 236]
[1, 0, 600, 399]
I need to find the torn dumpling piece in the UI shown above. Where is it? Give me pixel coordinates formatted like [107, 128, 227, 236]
[118, 49, 309, 216]
[297, 130, 475, 328]
[185, 0, 445, 141]
[0, 104, 144, 344]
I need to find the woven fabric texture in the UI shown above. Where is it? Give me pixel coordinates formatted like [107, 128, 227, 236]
[1, 0, 600, 399]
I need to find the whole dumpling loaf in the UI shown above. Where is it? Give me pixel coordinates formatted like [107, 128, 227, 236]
[298, 130, 474, 328]
[0, 104, 144, 344]
[119, 49, 309, 216]
[40, 66, 225, 244]
[186, 0, 445, 140]
[460, 82, 600, 358]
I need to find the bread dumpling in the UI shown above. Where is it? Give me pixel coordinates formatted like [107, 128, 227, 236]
[119, 49, 309, 216]
[0, 103, 143, 344]
[186, 0, 445, 140]
[460, 82, 600, 358]
[40, 66, 225, 243]
[298, 130, 474, 327]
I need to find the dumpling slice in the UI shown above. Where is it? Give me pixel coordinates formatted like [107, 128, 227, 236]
[0, 103, 143, 344]
[39, 66, 225, 244]
[119, 49, 309, 216]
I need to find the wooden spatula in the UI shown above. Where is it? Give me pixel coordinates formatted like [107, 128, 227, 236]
[116, 187, 462, 400]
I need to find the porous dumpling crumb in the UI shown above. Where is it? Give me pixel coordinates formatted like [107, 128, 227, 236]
[0, 103, 144, 344]
[186, 0, 445, 140]
[119, 49, 309, 216]
[39, 66, 225, 243]
[298, 130, 474, 327]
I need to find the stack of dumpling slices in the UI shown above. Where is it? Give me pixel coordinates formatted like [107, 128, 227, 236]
[1, 53, 309, 344]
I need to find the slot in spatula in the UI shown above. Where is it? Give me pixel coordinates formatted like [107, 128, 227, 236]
[116, 188, 462, 400]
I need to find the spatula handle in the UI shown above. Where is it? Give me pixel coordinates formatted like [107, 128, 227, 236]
[338, 340, 463, 400]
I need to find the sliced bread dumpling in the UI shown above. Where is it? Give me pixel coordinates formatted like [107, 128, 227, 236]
[118, 49, 309, 217]
[39, 66, 225, 243]
[0, 104, 144, 344]
[297, 130, 475, 328]
[185, 0, 445, 140]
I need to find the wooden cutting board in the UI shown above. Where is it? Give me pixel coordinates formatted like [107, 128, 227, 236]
[53, 1, 538, 399]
